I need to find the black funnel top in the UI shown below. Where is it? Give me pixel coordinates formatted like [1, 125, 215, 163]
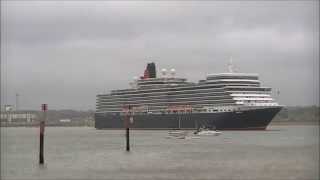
[147, 62, 156, 78]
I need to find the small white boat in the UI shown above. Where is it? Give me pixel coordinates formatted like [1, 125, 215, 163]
[194, 130, 221, 136]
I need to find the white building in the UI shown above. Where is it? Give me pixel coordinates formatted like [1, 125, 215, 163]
[0, 111, 37, 123]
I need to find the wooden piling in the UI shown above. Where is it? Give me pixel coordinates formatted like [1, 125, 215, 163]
[126, 127, 130, 151]
[39, 104, 47, 164]
[125, 105, 131, 151]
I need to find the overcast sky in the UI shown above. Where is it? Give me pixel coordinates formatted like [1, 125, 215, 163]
[1, 1, 319, 110]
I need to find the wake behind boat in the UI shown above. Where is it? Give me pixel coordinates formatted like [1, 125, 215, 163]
[168, 130, 188, 136]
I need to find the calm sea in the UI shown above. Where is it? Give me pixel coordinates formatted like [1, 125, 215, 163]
[1, 125, 319, 180]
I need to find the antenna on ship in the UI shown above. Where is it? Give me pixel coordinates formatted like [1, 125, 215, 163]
[277, 89, 281, 105]
[228, 57, 234, 73]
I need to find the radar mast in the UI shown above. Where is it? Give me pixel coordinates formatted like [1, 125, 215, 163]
[228, 57, 235, 73]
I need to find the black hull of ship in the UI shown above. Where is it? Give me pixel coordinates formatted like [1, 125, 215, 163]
[95, 107, 282, 130]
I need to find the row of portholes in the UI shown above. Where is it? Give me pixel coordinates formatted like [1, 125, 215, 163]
[238, 96, 269, 99]
[238, 100, 271, 103]
[206, 108, 237, 112]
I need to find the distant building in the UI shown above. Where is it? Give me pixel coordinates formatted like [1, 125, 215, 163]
[59, 119, 71, 123]
[3, 105, 13, 112]
[0, 111, 37, 123]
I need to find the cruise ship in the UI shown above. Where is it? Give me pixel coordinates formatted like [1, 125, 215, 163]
[95, 62, 282, 130]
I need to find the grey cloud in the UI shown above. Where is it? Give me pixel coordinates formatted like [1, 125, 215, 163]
[3, 1, 317, 46]
[1, 1, 318, 110]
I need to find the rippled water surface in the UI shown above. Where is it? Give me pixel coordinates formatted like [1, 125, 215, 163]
[1, 125, 319, 180]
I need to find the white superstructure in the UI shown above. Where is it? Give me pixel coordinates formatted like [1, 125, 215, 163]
[96, 66, 279, 114]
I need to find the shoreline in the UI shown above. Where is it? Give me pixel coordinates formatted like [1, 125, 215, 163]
[270, 121, 319, 126]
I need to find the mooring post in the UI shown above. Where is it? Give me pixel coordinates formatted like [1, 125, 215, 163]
[39, 104, 47, 164]
[125, 105, 131, 151]
[126, 127, 130, 151]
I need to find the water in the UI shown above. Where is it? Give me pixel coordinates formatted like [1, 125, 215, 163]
[1, 125, 319, 180]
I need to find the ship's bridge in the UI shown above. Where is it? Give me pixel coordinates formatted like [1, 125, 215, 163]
[206, 73, 259, 79]
[200, 73, 278, 107]
[200, 73, 260, 87]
